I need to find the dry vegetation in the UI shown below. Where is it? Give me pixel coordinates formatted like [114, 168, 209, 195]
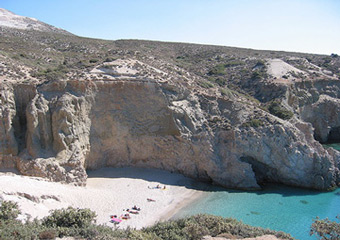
[1, 26, 339, 101]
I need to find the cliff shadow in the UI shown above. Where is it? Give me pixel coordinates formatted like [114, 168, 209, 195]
[249, 183, 332, 197]
[86, 167, 219, 192]
[86, 167, 337, 196]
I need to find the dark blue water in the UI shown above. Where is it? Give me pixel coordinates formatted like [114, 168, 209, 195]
[175, 142, 340, 240]
[174, 184, 340, 240]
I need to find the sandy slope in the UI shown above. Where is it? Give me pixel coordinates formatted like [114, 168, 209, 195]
[266, 58, 306, 81]
[0, 167, 203, 229]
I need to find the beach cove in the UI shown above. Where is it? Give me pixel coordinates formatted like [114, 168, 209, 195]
[0, 167, 204, 229]
[0, 166, 339, 239]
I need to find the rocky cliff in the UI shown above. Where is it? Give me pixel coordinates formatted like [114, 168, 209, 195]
[0, 22, 340, 190]
[1, 58, 340, 190]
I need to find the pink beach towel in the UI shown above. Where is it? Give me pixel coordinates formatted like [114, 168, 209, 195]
[111, 217, 122, 223]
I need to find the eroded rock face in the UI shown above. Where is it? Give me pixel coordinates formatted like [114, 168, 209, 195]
[301, 95, 340, 143]
[0, 84, 18, 157]
[218, 120, 338, 189]
[0, 71, 339, 190]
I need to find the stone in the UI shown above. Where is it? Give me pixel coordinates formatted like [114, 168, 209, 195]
[0, 61, 339, 190]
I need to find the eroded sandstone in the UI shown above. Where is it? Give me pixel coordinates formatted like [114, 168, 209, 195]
[0, 70, 339, 190]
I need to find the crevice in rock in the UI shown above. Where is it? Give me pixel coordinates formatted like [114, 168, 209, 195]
[240, 156, 278, 185]
[12, 84, 37, 152]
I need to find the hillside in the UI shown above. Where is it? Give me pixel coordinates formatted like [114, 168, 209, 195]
[0, 9, 340, 191]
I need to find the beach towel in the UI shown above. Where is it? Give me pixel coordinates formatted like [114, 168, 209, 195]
[111, 217, 122, 223]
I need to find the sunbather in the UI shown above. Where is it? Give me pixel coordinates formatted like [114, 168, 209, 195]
[128, 210, 139, 214]
[132, 205, 141, 211]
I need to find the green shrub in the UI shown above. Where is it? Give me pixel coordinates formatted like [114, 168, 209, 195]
[0, 201, 21, 221]
[208, 76, 227, 86]
[251, 70, 265, 80]
[0, 202, 293, 240]
[42, 207, 96, 228]
[255, 60, 266, 68]
[310, 216, 340, 239]
[199, 80, 214, 88]
[89, 59, 99, 63]
[32, 64, 69, 81]
[224, 61, 244, 67]
[208, 64, 227, 76]
[143, 214, 292, 240]
[0, 219, 45, 240]
[268, 101, 293, 120]
[242, 119, 264, 128]
[127, 230, 161, 240]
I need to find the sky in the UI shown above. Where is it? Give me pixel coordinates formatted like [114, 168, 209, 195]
[1, 0, 340, 55]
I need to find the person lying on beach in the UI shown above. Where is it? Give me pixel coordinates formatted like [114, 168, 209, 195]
[147, 198, 156, 202]
[148, 185, 163, 189]
[128, 210, 139, 214]
[132, 205, 141, 211]
[121, 213, 130, 220]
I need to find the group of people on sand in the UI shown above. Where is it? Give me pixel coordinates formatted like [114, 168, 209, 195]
[110, 205, 142, 224]
[110, 184, 166, 225]
[146, 184, 168, 202]
[148, 184, 167, 190]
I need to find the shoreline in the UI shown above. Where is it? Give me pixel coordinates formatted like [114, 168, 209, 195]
[159, 189, 206, 222]
[0, 167, 206, 229]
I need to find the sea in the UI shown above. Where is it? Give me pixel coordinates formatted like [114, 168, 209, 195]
[173, 144, 340, 240]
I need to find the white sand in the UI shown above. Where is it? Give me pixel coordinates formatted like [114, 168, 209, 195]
[0, 167, 203, 229]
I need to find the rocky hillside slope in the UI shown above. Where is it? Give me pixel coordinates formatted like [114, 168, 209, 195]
[0, 8, 70, 34]
[0, 10, 340, 190]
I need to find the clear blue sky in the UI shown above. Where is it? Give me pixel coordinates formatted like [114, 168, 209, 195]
[1, 0, 339, 54]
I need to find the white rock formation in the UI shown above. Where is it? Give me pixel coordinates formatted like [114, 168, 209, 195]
[0, 8, 70, 34]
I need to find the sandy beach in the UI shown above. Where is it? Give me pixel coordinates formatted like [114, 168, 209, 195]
[0, 167, 204, 229]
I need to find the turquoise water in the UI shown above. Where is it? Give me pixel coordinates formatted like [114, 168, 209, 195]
[174, 184, 340, 240]
[175, 144, 340, 239]
[323, 143, 340, 151]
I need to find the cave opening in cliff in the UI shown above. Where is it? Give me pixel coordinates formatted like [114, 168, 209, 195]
[240, 156, 278, 185]
[326, 126, 340, 143]
[12, 85, 36, 152]
[12, 110, 27, 152]
[12, 104, 28, 153]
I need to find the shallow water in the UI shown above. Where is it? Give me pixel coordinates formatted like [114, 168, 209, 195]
[175, 144, 340, 239]
[174, 184, 340, 240]
[323, 143, 340, 151]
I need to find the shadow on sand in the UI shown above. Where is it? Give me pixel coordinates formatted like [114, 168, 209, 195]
[87, 167, 339, 197]
[87, 167, 217, 192]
